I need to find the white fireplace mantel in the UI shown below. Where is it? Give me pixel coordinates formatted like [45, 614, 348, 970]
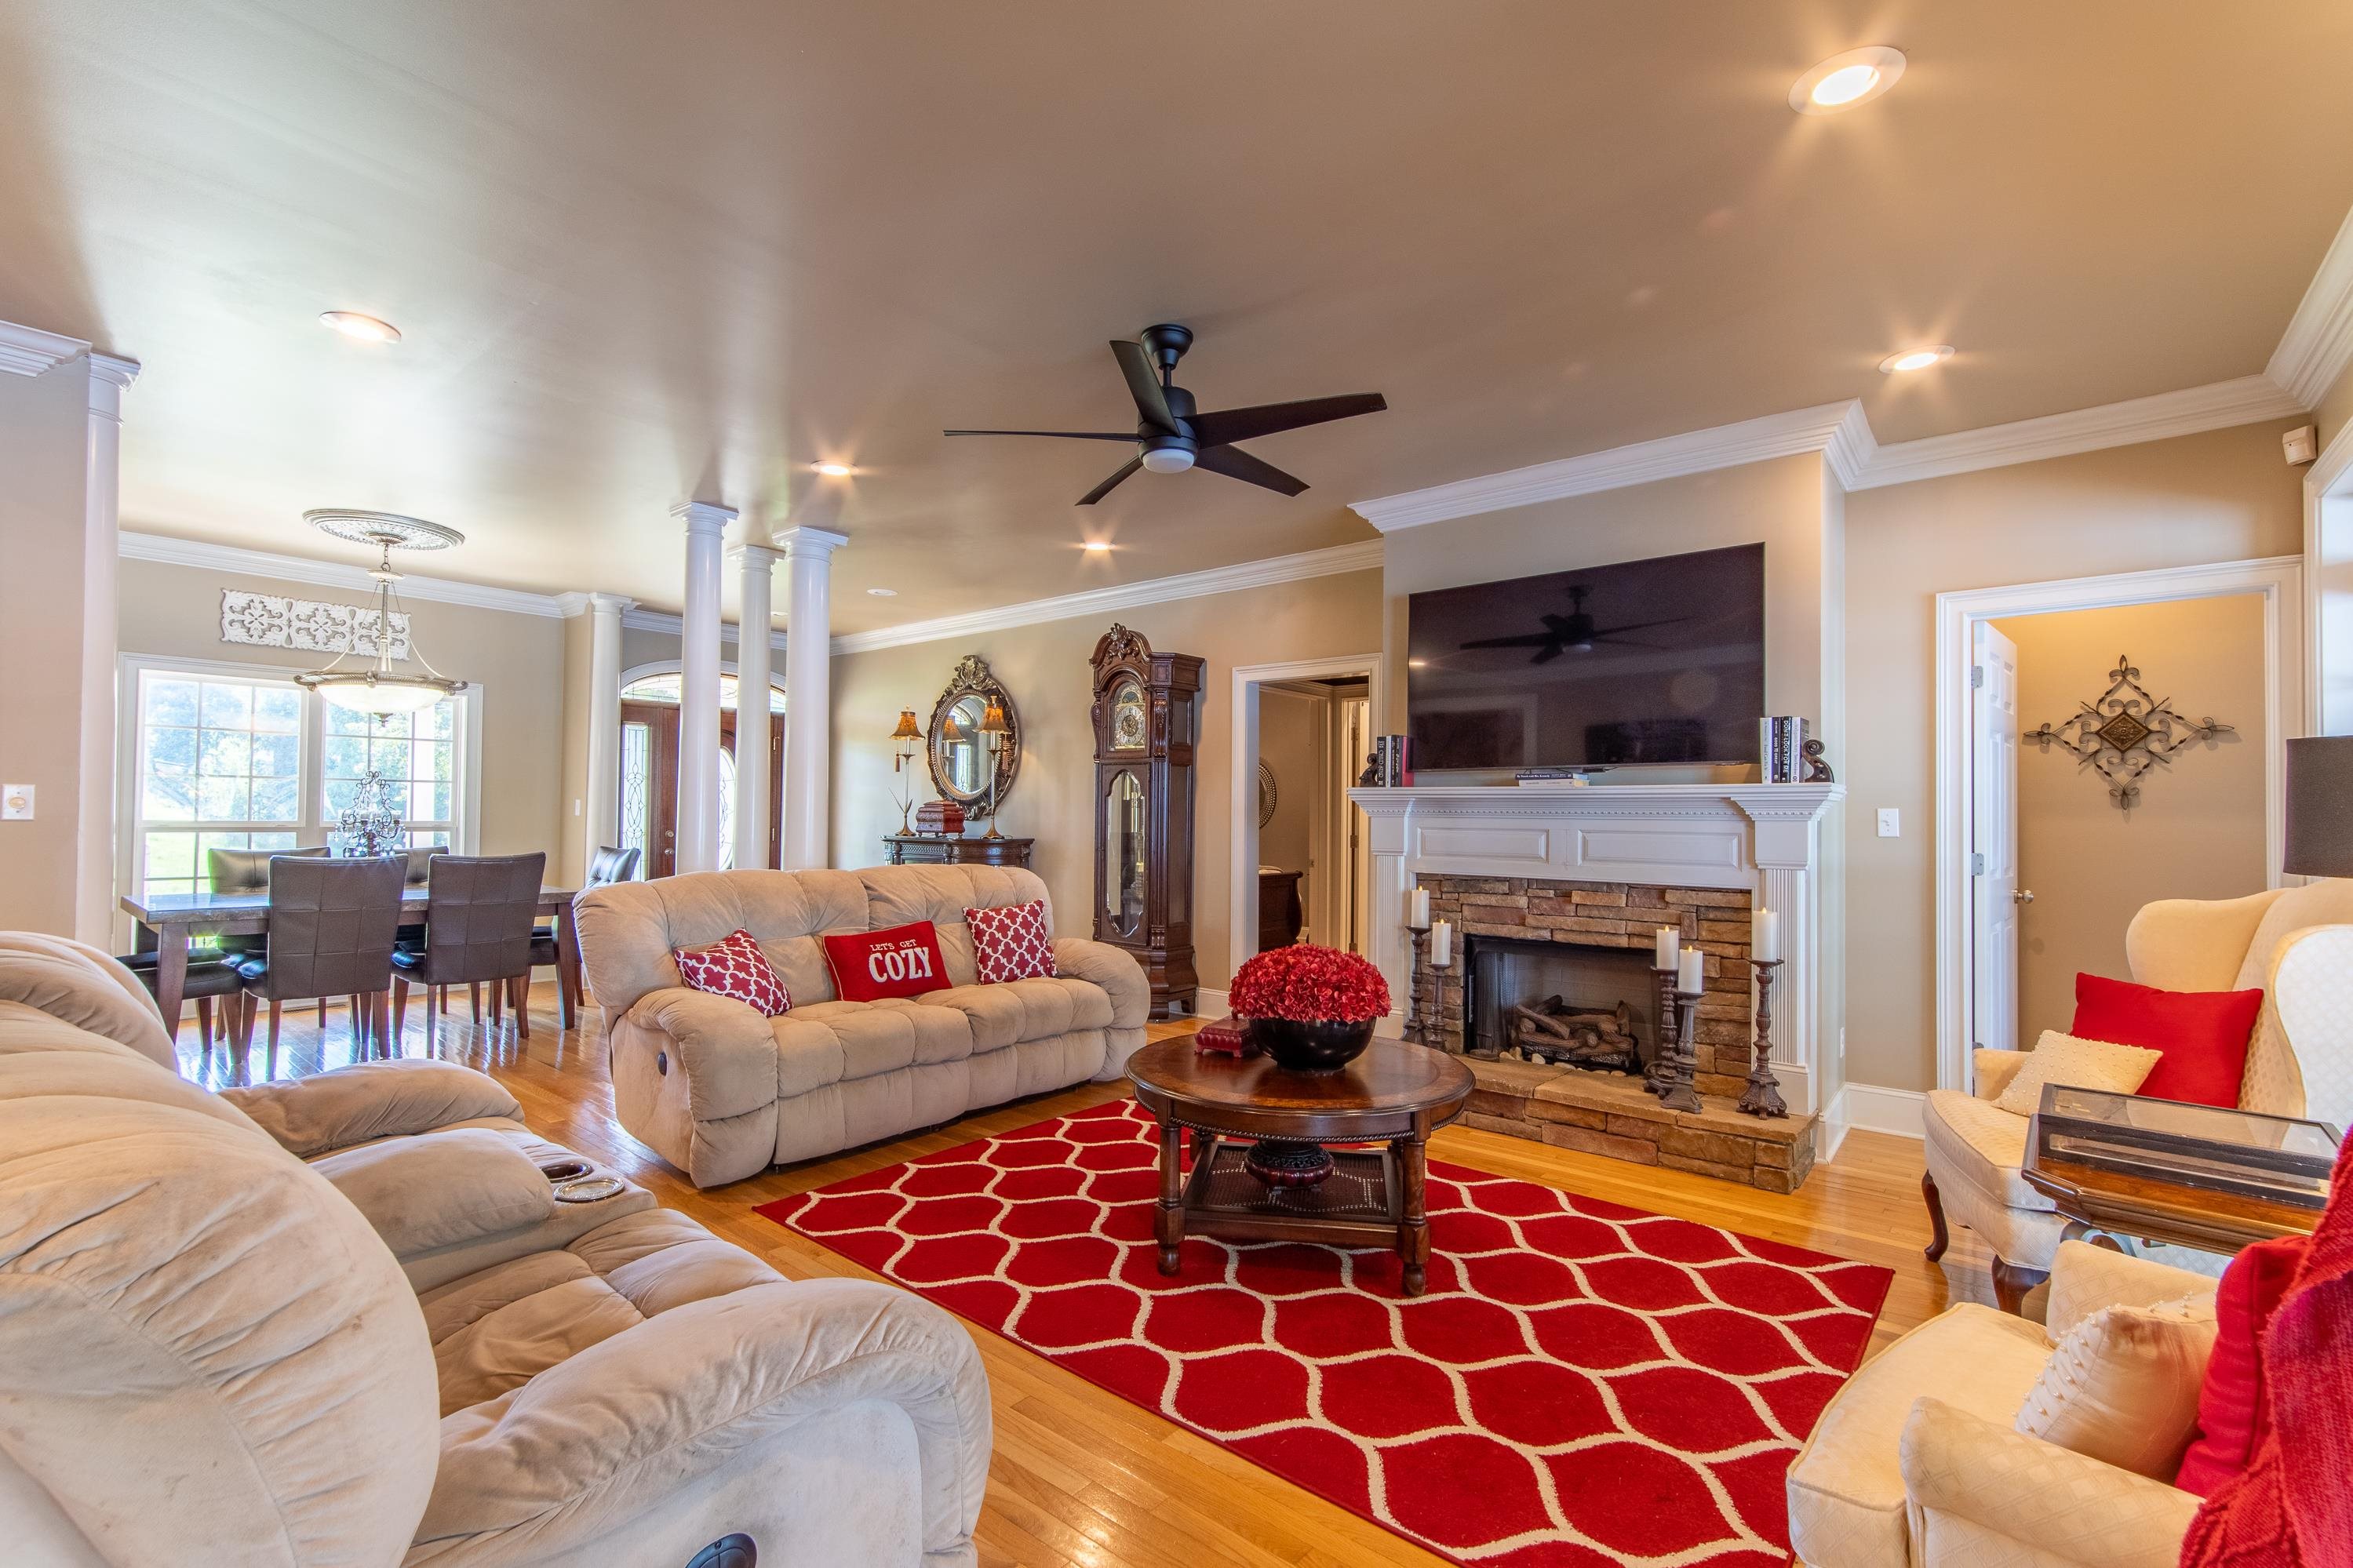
[1349, 782, 1844, 1115]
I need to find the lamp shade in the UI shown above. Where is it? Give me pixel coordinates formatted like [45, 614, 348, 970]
[890, 708, 922, 742]
[980, 697, 1009, 736]
[2284, 737, 2353, 876]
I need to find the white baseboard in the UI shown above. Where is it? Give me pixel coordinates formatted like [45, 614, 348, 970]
[1194, 987, 1229, 1020]
[1832, 1082, 1928, 1144]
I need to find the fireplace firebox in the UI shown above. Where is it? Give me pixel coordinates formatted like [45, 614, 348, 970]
[1462, 933, 1663, 1075]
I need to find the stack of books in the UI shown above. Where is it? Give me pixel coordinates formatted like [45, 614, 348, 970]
[1760, 717, 1810, 783]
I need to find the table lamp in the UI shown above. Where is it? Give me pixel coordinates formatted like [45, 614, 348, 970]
[889, 708, 923, 833]
[979, 696, 1010, 840]
[2285, 736, 2353, 876]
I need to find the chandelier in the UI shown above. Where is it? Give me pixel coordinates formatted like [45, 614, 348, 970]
[294, 510, 470, 715]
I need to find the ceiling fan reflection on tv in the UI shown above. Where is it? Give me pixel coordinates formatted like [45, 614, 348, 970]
[944, 323, 1387, 505]
[1458, 586, 1691, 665]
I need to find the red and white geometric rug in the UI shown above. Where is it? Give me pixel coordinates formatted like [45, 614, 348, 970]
[758, 1098, 1892, 1568]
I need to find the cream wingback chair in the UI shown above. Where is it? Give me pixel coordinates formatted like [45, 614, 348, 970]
[1921, 879, 2353, 1310]
[0, 936, 993, 1567]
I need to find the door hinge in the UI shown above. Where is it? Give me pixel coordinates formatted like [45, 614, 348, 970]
[1970, 852, 1986, 875]
[1970, 665, 1986, 689]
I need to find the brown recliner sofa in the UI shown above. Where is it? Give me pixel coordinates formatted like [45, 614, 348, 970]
[0, 933, 991, 1567]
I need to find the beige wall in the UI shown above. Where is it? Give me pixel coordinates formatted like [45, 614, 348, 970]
[1993, 596, 2267, 1041]
[0, 362, 94, 934]
[115, 558, 569, 868]
[1842, 420, 2306, 1090]
[828, 570, 1386, 993]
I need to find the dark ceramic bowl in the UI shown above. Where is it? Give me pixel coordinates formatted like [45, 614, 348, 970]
[1247, 1016, 1376, 1074]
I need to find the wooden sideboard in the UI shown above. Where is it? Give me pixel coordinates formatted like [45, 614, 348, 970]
[883, 834, 1035, 869]
[1258, 867, 1303, 951]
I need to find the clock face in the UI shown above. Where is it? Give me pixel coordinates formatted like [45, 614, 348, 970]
[1110, 682, 1147, 751]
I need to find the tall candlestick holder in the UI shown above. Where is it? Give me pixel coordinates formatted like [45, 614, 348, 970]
[1403, 914, 1435, 1048]
[1645, 966, 1680, 1097]
[1738, 958, 1789, 1118]
[1658, 981, 1705, 1113]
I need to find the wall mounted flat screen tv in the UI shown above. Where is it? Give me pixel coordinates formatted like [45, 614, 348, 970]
[1405, 544, 1765, 772]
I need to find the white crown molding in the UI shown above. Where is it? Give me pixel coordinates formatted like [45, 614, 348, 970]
[2269, 202, 2353, 409]
[118, 531, 570, 619]
[829, 539, 1386, 655]
[0, 319, 93, 377]
[1350, 402, 1863, 532]
[1850, 374, 2308, 490]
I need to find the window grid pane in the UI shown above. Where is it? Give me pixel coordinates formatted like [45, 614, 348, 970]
[321, 699, 457, 835]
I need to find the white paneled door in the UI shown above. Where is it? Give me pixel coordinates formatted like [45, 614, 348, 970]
[1970, 620, 2023, 1057]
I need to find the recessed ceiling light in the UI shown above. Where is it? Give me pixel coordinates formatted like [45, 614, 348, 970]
[1081, 540, 1113, 552]
[1790, 46, 1907, 115]
[1879, 344, 1954, 373]
[812, 461, 854, 477]
[319, 311, 400, 343]
[865, 587, 898, 596]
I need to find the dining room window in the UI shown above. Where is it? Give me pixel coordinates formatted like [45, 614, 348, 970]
[122, 657, 479, 904]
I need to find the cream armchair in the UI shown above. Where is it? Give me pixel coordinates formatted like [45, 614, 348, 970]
[1921, 879, 2353, 1309]
[1787, 1242, 2213, 1568]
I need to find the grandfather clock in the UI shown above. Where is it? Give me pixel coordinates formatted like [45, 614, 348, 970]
[1089, 624, 1204, 1018]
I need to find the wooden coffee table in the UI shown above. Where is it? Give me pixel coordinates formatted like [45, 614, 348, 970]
[1127, 1035, 1475, 1296]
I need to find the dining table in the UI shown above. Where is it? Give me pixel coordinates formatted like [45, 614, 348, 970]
[120, 884, 586, 1037]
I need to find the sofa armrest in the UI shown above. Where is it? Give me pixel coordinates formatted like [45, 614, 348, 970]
[310, 1126, 554, 1257]
[417, 1278, 990, 1564]
[1899, 1398, 2198, 1568]
[1054, 937, 1149, 1029]
[2125, 890, 2280, 993]
[625, 986, 782, 1111]
[2046, 1239, 2219, 1339]
[221, 1057, 523, 1158]
[1971, 1049, 2032, 1101]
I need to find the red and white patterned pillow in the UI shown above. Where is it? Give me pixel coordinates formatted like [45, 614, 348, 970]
[673, 928, 792, 1017]
[966, 900, 1056, 985]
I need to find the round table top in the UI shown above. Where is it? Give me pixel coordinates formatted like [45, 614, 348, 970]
[1127, 1033, 1475, 1123]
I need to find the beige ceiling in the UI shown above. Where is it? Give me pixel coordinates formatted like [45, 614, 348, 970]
[5, 2, 2351, 631]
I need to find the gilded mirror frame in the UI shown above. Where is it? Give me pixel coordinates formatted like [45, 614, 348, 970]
[925, 653, 1022, 818]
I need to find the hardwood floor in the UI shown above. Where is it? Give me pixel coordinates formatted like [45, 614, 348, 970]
[177, 984, 2010, 1568]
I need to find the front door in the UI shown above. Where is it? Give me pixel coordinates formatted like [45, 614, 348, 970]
[1969, 620, 2022, 1057]
[620, 703, 782, 878]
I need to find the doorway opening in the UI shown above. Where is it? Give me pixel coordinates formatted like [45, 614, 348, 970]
[1934, 558, 2300, 1091]
[617, 668, 785, 877]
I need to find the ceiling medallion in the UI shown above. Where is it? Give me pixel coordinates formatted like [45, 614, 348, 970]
[294, 510, 470, 716]
[2024, 654, 2234, 809]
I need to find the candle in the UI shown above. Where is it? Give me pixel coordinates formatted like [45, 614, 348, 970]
[1409, 886, 1432, 931]
[1430, 919, 1454, 968]
[1677, 949, 1703, 995]
[1752, 907, 1780, 963]
[1654, 925, 1680, 970]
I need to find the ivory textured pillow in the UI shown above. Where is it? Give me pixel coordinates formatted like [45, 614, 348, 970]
[2015, 1293, 2217, 1479]
[1993, 1029, 2162, 1115]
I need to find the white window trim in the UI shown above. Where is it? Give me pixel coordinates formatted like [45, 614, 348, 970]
[115, 652, 486, 916]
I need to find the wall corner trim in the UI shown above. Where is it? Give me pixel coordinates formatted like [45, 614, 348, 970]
[0, 319, 94, 377]
[2268, 202, 2353, 409]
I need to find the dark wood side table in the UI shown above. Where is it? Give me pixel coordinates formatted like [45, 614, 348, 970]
[1257, 867, 1303, 951]
[882, 833, 1035, 869]
[1127, 1035, 1474, 1296]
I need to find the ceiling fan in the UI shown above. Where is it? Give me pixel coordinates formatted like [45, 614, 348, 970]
[944, 323, 1387, 505]
[1459, 587, 1691, 665]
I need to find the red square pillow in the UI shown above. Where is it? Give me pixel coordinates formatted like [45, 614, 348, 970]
[673, 928, 791, 1017]
[966, 900, 1056, 984]
[2175, 1233, 2311, 1496]
[823, 921, 951, 1002]
[2071, 972, 2264, 1108]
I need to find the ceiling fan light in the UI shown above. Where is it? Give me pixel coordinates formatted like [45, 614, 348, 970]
[1139, 446, 1195, 475]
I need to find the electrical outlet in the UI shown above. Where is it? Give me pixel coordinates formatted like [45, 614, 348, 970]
[573, 799, 583, 817]
[2, 784, 32, 820]
[1875, 807, 1900, 838]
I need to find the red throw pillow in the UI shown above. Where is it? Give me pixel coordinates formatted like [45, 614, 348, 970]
[2176, 1234, 2311, 1496]
[2071, 972, 2264, 1108]
[823, 921, 951, 1002]
[966, 900, 1056, 984]
[672, 929, 791, 1017]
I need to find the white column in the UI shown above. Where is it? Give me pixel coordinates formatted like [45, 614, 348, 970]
[76, 353, 138, 947]
[778, 526, 848, 871]
[672, 502, 734, 875]
[583, 591, 632, 876]
[732, 542, 778, 870]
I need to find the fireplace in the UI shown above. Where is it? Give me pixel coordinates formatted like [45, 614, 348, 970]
[1462, 933, 1660, 1075]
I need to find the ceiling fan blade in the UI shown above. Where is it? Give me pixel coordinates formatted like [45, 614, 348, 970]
[1531, 644, 1566, 666]
[1077, 456, 1144, 507]
[1193, 442, 1308, 497]
[1188, 392, 1388, 449]
[1459, 633, 1560, 650]
[1589, 616, 1696, 636]
[943, 428, 1140, 441]
[1110, 340, 1178, 433]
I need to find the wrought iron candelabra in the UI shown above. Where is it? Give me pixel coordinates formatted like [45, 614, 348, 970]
[1738, 959, 1790, 1118]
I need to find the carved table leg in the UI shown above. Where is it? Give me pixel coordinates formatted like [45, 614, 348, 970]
[1156, 1116, 1185, 1276]
[1921, 1172, 1951, 1261]
[1990, 1257, 2049, 1316]
[1397, 1124, 1433, 1297]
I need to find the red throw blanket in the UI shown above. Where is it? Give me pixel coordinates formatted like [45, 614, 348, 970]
[2180, 1135, 2353, 1568]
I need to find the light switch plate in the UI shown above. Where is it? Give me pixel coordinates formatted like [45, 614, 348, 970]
[2, 784, 33, 820]
[1876, 807, 1900, 838]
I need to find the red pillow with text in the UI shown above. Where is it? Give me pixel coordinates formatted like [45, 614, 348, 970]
[2175, 1233, 2311, 1496]
[2071, 972, 2263, 1107]
[966, 899, 1057, 984]
[672, 928, 792, 1017]
[823, 921, 952, 1002]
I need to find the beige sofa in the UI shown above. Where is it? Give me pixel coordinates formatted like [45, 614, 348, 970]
[0, 933, 991, 1567]
[1787, 1242, 2215, 1568]
[577, 864, 1149, 1188]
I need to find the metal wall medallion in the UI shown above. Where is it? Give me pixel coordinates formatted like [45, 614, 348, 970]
[1257, 759, 1278, 828]
[2024, 653, 2234, 809]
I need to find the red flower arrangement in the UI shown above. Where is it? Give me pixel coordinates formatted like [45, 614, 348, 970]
[1229, 943, 1392, 1024]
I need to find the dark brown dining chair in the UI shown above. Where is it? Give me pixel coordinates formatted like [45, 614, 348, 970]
[392, 852, 547, 1038]
[527, 845, 636, 1016]
[120, 948, 246, 1052]
[229, 854, 406, 1060]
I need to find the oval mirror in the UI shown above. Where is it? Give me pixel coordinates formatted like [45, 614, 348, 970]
[926, 654, 1021, 818]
